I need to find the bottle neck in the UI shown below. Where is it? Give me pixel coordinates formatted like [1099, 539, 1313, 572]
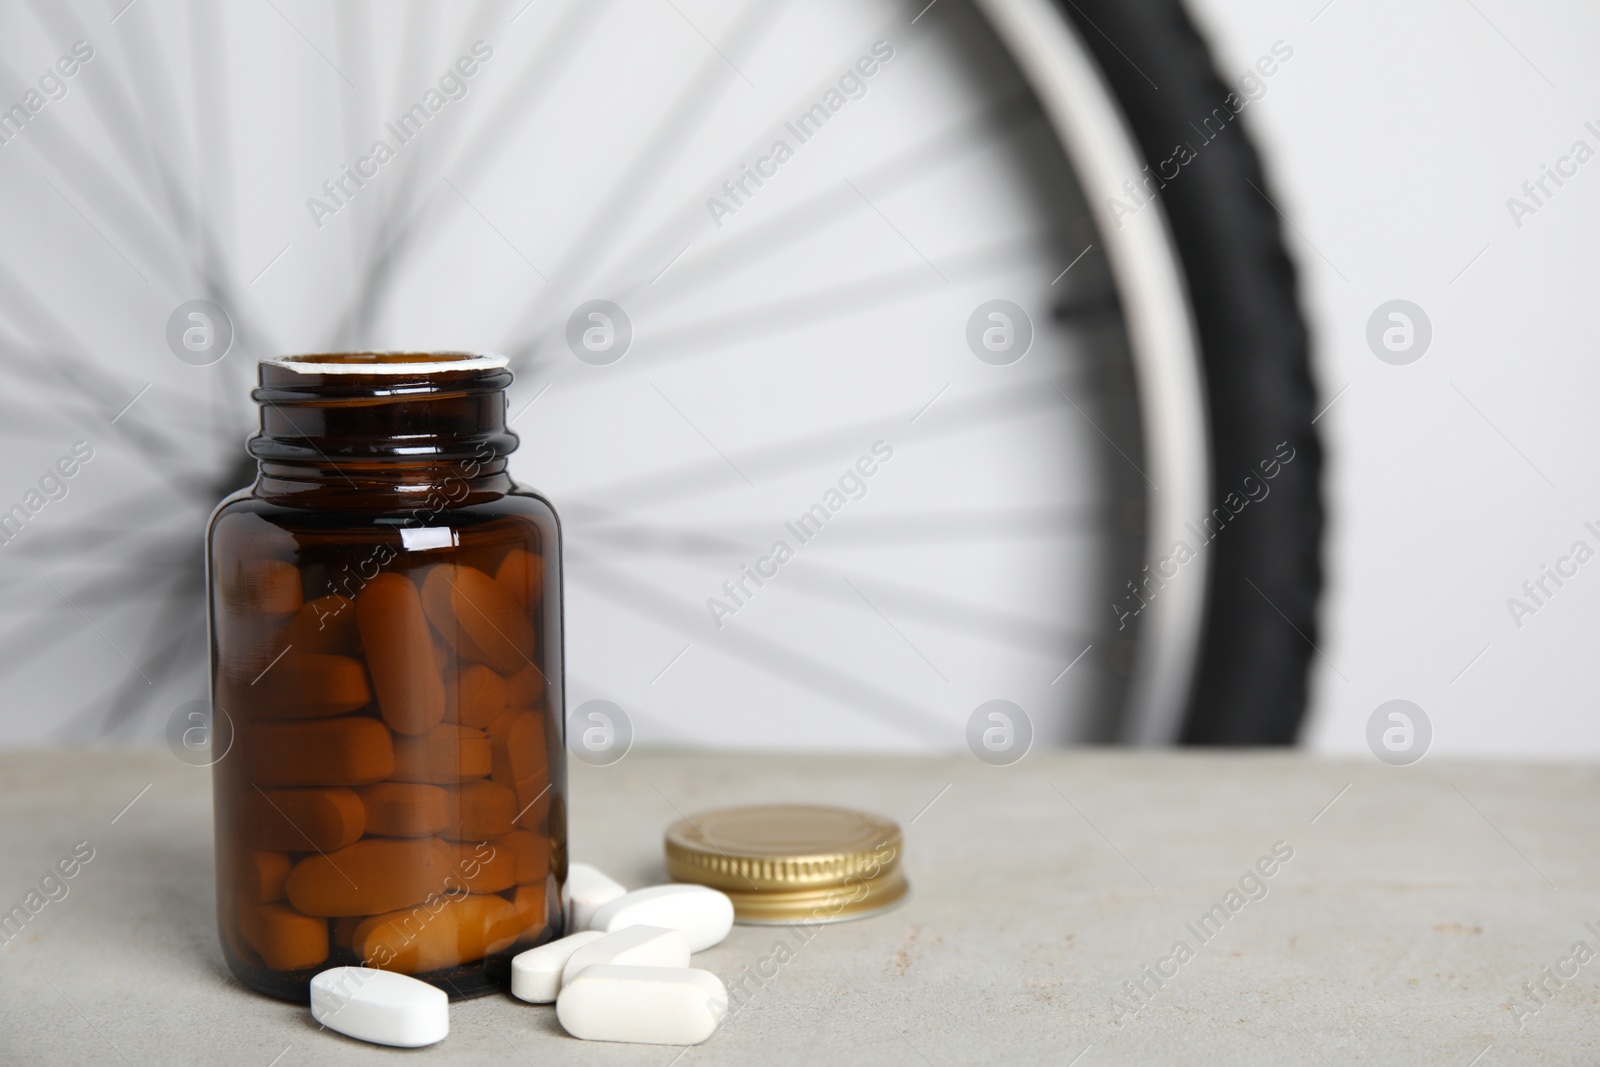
[247, 353, 518, 508]
[253, 456, 516, 509]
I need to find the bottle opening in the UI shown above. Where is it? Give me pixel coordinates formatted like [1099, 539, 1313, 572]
[264, 351, 509, 376]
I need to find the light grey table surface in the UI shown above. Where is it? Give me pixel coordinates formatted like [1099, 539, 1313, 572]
[1, 749, 1597, 1066]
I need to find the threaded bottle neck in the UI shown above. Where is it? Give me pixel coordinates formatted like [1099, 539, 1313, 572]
[247, 352, 519, 504]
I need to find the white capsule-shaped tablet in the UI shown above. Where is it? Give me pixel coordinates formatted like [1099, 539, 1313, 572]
[310, 967, 447, 1048]
[557, 965, 727, 1045]
[561, 925, 690, 987]
[589, 884, 734, 952]
[564, 862, 628, 930]
[510, 930, 608, 1003]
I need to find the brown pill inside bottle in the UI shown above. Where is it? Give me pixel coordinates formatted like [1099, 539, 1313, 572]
[245, 718, 395, 788]
[240, 653, 372, 720]
[420, 565, 490, 664]
[422, 564, 535, 675]
[248, 787, 366, 852]
[357, 572, 448, 736]
[355, 894, 521, 975]
[285, 837, 458, 917]
[357, 782, 450, 838]
[495, 830, 550, 885]
[443, 664, 510, 730]
[392, 723, 492, 784]
[279, 594, 359, 656]
[495, 549, 543, 607]
[449, 840, 519, 895]
[240, 902, 329, 972]
[241, 850, 292, 903]
[504, 664, 544, 711]
[511, 883, 547, 939]
[441, 780, 516, 841]
[488, 711, 549, 827]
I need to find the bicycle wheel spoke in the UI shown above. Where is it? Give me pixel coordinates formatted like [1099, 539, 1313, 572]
[568, 547, 951, 747]
[550, 94, 1048, 336]
[575, 505, 1102, 547]
[559, 370, 1105, 513]
[331, 0, 617, 342]
[494, 0, 798, 357]
[575, 518, 1097, 654]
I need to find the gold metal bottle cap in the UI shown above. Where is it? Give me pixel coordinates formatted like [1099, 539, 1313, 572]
[664, 804, 908, 925]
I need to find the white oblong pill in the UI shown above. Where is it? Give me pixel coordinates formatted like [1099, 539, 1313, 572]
[310, 967, 447, 1048]
[556, 965, 727, 1046]
[510, 930, 608, 1003]
[590, 885, 734, 952]
[564, 862, 628, 930]
[560, 925, 691, 987]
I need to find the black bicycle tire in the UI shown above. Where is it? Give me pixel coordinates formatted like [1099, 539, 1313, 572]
[1056, 0, 1324, 744]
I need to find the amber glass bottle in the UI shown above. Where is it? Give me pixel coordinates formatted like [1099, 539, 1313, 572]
[207, 352, 565, 1002]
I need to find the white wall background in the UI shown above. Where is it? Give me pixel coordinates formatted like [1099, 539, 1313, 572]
[1184, 0, 1600, 755]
